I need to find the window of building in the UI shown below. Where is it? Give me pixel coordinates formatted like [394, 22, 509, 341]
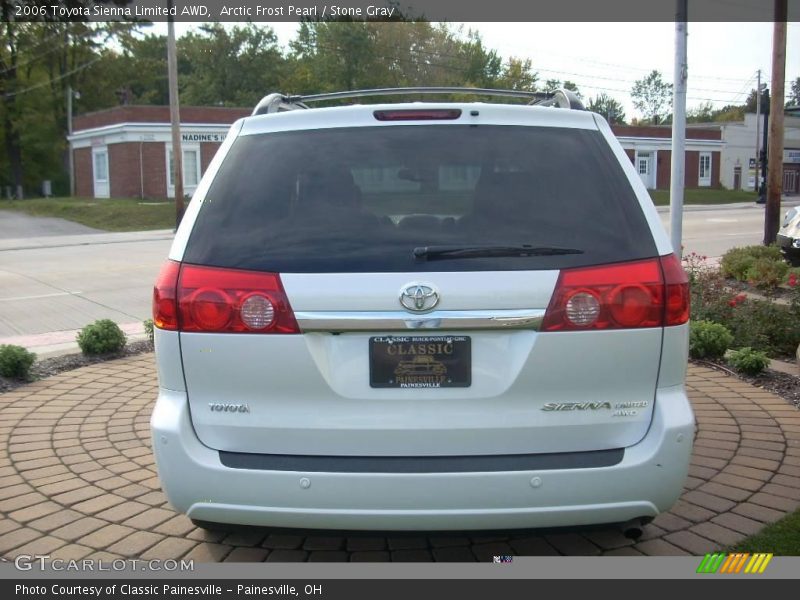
[166, 145, 202, 194]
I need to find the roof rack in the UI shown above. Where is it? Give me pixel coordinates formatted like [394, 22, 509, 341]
[251, 87, 585, 116]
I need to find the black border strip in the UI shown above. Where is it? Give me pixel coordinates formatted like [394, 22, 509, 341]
[218, 448, 624, 473]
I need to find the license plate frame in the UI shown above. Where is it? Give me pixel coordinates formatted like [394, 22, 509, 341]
[369, 335, 471, 389]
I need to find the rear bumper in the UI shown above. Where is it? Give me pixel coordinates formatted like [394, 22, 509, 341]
[150, 385, 695, 531]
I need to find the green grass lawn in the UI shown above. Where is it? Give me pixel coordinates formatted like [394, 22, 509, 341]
[0, 197, 176, 231]
[649, 189, 758, 206]
[729, 509, 800, 555]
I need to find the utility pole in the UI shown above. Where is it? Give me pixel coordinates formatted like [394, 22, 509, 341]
[765, 0, 786, 245]
[760, 92, 769, 204]
[167, 0, 184, 228]
[755, 69, 761, 192]
[67, 85, 75, 197]
[669, 0, 688, 258]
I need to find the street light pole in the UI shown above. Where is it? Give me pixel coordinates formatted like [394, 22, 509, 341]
[167, 0, 184, 228]
[669, 0, 688, 258]
[67, 85, 75, 197]
[755, 69, 761, 192]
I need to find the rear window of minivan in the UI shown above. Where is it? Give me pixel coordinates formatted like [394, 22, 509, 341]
[183, 125, 657, 272]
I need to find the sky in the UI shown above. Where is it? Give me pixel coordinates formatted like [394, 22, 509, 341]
[149, 21, 800, 119]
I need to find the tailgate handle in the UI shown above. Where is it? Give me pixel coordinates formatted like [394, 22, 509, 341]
[294, 309, 545, 332]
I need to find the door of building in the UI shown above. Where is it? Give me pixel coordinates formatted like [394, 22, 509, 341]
[91, 147, 110, 198]
[637, 151, 655, 189]
[699, 152, 712, 187]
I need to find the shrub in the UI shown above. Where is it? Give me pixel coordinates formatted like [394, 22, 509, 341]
[689, 269, 737, 323]
[728, 347, 770, 376]
[0, 345, 36, 380]
[720, 245, 783, 282]
[726, 298, 800, 357]
[143, 318, 154, 344]
[689, 320, 734, 359]
[77, 319, 127, 355]
[726, 300, 800, 356]
[744, 258, 788, 291]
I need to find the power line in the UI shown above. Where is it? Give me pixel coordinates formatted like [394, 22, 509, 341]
[3, 56, 102, 98]
[0, 27, 101, 76]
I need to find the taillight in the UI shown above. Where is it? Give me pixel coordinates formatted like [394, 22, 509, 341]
[177, 264, 299, 334]
[153, 260, 180, 330]
[541, 256, 689, 331]
[373, 109, 461, 121]
[660, 253, 690, 326]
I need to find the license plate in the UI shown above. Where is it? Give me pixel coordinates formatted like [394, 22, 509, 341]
[369, 336, 471, 388]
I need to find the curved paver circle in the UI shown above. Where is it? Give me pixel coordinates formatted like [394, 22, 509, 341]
[0, 355, 798, 562]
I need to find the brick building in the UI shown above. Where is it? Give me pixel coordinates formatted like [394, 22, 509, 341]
[612, 125, 723, 190]
[69, 106, 249, 199]
[69, 106, 723, 199]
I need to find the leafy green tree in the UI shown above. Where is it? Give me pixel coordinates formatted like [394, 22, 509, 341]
[631, 70, 673, 124]
[686, 101, 715, 123]
[496, 57, 537, 91]
[543, 79, 561, 93]
[541, 78, 580, 97]
[586, 93, 626, 124]
[178, 24, 285, 107]
[787, 77, 800, 107]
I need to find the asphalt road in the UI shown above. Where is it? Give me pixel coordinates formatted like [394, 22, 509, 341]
[0, 200, 798, 344]
[663, 201, 798, 259]
[0, 210, 103, 239]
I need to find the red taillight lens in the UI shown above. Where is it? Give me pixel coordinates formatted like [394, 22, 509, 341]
[187, 288, 234, 331]
[177, 264, 299, 334]
[660, 253, 690, 326]
[542, 258, 668, 331]
[373, 109, 462, 121]
[153, 260, 180, 330]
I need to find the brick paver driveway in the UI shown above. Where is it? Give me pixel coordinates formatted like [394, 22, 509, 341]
[1, 354, 799, 561]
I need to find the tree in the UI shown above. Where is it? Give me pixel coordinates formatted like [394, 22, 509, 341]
[788, 77, 800, 107]
[586, 93, 626, 124]
[178, 24, 285, 107]
[543, 79, 561, 93]
[686, 101, 715, 123]
[0, 3, 138, 197]
[562, 80, 581, 98]
[542, 78, 581, 97]
[495, 57, 537, 91]
[631, 70, 673, 124]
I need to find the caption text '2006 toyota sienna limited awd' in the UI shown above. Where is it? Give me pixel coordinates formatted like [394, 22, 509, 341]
[150, 88, 694, 534]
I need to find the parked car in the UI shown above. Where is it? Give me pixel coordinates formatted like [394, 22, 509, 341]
[777, 206, 800, 265]
[150, 87, 694, 534]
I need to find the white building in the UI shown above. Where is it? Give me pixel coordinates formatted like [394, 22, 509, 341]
[690, 113, 800, 194]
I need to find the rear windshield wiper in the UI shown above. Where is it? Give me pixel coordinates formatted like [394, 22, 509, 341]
[413, 244, 584, 261]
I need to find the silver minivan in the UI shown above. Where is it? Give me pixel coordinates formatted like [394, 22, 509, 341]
[150, 88, 694, 532]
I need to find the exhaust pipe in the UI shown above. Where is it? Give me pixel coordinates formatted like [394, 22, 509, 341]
[619, 517, 648, 540]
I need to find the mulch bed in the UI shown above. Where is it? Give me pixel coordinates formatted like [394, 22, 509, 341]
[0, 340, 154, 394]
[724, 278, 793, 302]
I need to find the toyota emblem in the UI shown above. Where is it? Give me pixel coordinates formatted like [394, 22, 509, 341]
[399, 283, 440, 312]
